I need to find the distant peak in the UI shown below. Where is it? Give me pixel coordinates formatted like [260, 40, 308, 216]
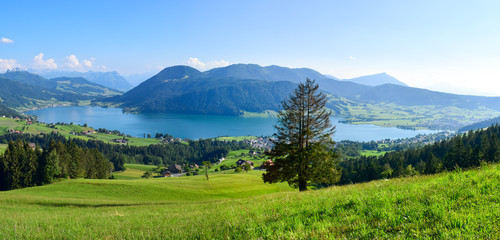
[154, 65, 203, 80]
[343, 72, 407, 87]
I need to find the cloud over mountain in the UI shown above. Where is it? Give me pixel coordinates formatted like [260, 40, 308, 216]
[186, 57, 231, 71]
[0, 59, 22, 72]
[32, 53, 57, 70]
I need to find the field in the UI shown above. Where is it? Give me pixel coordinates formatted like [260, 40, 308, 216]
[218, 149, 267, 169]
[0, 144, 6, 154]
[0, 117, 161, 146]
[113, 164, 159, 180]
[330, 97, 500, 130]
[0, 163, 498, 239]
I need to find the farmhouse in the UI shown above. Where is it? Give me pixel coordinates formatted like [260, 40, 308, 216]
[113, 139, 128, 144]
[162, 171, 171, 177]
[168, 164, 183, 173]
[236, 159, 254, 166]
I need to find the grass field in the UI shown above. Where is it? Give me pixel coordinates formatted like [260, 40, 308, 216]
[216, 136, 258, 141]
[218, 149, 267, 169]
[0, 163, 498, 239]
[0, 117, 161, 146]
[360, 149, 388, 157]
[112, 164, 160, 179]
[0, 143, 7, 154]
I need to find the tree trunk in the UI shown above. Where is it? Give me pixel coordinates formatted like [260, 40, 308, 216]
[298, 176, 307, 191]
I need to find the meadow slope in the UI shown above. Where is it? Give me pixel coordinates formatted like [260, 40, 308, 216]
[0, 165, 498, 239]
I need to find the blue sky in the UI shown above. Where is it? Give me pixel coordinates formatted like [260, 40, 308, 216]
[1, 0, 500, 95]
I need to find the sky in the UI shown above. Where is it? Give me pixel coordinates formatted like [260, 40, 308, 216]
[1, 0, 500, 95]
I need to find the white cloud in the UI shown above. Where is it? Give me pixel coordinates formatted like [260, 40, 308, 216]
[186, 57, 231, 71]
[349, 56, 357, 60]
[64, 54, 81, 68]
[83, 59, 92, 67]
[1, 37, 14, 44]
[63, 55, 102, 71]
[0, 58, 23, 72]
[32, 53, 58, 70]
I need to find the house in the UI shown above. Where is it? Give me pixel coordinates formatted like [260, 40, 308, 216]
[168, 164, 182, 173]
[260, 159, 274, 170]
[236, 159, 246, 166]
[162, 171, 172, 177]
[236, 159, 254, 166]
[112, 139, 128, 144]
[189, 164, 199, 169]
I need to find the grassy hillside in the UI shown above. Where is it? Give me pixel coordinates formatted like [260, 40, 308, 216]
[0, 164, 498, 239]
[0, 117, 161, 146]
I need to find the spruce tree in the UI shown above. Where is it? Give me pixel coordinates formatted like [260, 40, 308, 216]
[263, 79, 341, 191]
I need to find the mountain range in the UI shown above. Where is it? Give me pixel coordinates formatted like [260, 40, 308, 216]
[39, 70, 133, 91]
[342, 73, 408, 87]
[0, 70, 122, 111]
[103, 64, 500, 119]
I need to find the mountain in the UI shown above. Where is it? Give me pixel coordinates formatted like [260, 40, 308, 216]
[1, 70, 58, 89]
[39, 71, 133, 91]
[342, 73, 408, 87]
[0, 70, 122, 97]
[0, 70, 123, 111]
[104, 66, 297, 115]
[103, 64, 500, 128]
[458, 116, 500, 132]
[49, 77, 122, 97]
[206, 64, 329, 83]
[0, 77, 57, 109]
[205, 64, 371, 99]
[0, 103, 22, 118]
[352, 83, 500, 111]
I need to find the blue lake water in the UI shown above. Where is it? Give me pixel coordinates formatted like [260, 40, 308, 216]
[26, 106, 438, 142]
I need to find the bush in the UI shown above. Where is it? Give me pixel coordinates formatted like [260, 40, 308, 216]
[141, 171, 152, 179]
[234, 166, 242, 173]
[215, 168, 219, 172]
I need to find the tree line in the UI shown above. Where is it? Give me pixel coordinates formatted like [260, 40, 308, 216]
[0, 140, 112, 191]
[0, 132, 250, 168]
[339, 125, 500, 184]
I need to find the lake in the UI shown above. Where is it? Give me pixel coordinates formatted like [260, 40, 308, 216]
[26, 106, 438, 142]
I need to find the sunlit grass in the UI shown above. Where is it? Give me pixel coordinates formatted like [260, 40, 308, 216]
[0, 164, 498, 239]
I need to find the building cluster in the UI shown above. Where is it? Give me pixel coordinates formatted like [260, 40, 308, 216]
[243, 137, 275, 150]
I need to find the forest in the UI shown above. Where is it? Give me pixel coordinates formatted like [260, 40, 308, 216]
[0, 132, 251, 169]
[339, 125, 500, 184]
[0, 140, 112, 191]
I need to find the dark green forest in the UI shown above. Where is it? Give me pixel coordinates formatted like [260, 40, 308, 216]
[0, 133, 250, 168]
[339, 125, 500, 184]
[0, 140, 112, 191]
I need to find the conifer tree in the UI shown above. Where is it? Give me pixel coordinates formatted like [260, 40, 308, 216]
[263, 79, 341, 191]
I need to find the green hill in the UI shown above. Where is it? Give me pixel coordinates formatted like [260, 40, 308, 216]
[0, 71, 122, 110]
[105, 66, 297, 115]
[50, 77, 122, 97]
[0, 77, 58, 109]
[40, 70, 133, 91]
[102, 64, 500, 129]
[0, 163, 497, 239]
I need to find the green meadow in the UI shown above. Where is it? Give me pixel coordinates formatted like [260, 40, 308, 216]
[0, 117, 161, 146]
[0, 163, 498, 239]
